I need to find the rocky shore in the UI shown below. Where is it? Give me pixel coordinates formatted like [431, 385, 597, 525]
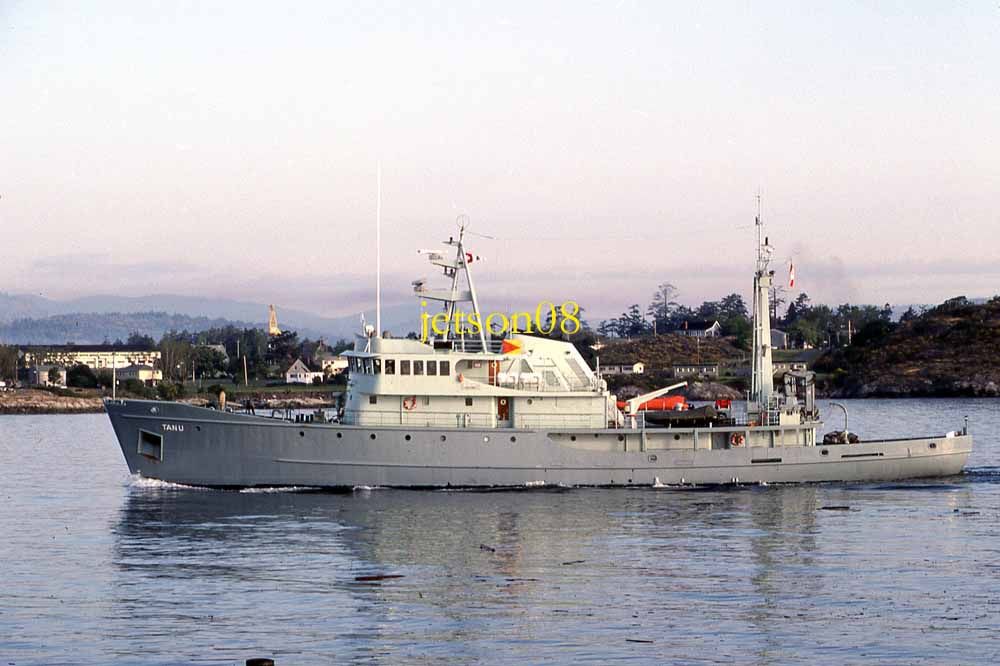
[0, 389, 106, 415]
[0, 389, 343, 415]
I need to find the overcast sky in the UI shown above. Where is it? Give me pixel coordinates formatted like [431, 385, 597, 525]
[1, 1, 997, 320]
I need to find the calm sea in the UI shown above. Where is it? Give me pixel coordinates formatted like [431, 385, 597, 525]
[1, 399, 998, 665]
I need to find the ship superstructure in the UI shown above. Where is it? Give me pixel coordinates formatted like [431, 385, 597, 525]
[342, 221, 614, 430]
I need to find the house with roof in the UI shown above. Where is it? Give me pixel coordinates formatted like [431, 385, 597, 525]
[601, 361, 645, 375]
[285, 359, 324, 384]
[118, 364, 163, 386]
[674, 320, 722, 337]
[672, 363, 721, 378]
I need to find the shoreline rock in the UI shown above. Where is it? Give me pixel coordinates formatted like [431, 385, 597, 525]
[0, 389, 105, 415]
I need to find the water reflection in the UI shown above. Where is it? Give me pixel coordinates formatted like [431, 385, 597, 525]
[106, 485, 860, 663]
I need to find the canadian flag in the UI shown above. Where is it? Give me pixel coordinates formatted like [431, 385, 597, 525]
[788, 261, 796, 288]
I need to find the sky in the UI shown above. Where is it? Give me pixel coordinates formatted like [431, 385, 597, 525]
[1, 1, 998, 321]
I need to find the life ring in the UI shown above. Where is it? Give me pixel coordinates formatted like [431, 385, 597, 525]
[730, 433, 746, 448]
[402, 396, 417, 411]
[499, 398, 507, 406]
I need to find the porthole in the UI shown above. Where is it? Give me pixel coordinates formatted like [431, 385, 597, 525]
[820, 449, 829, 456]
[674, 434, 680, 441]
[405, 434, 411, 441]
[483, 436, 490, 443]
[440, 435, 447, 442]
[196, 425, 201, 432]
[149, 407, 159, 414]
[527, 399, 533, 405]
[929, 442, 937, 449]
[299, 431, 305, 437]
[618, 435, 624, 442]
[336, 432, 343, 439]
[594, 433, 599, 438]
[510, 436, 517, 443]
[370, 433, 377, 440]
[570, 435, 577, 442]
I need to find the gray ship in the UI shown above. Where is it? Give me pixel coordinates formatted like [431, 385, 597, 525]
[106, 217, 972, 488]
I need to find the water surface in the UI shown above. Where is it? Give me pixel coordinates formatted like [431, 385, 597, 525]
[1, 399, 998, 664]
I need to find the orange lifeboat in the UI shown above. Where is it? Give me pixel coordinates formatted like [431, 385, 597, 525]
[616, 395, 688, 412]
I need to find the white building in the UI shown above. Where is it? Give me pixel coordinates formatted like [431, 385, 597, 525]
[118, 364, 163, 386]
[21, 345, 161, 371]
[30, 364, 67, 387]
[674, 320, 722, 337]
[285, 359, 324, 384]
[672, 363, 721, 378]
[601, 362, 645, 375]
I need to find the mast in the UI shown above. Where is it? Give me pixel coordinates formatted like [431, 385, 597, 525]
[750, 195, 775, 407]
[456, 219, 488, 350]
[375, 164, 382, 338]
[414, 216, 489, 352]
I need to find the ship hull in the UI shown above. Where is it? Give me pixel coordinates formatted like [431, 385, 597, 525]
[106, 399, 972, 488]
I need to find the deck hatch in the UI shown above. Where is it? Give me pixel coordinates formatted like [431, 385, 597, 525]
[137, 429, 163, 461]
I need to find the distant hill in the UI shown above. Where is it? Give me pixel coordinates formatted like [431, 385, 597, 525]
[816, 297, 1000, 397]
[0, 312, 258, 345]
[0, 292, 421, 342]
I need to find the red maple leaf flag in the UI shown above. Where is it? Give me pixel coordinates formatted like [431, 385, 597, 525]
[788, 261, 796, 288]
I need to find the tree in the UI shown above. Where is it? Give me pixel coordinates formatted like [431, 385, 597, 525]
[646, 282, 679, 333]
[66, 364, 97, 388]
[267, 330, 300, 369]
[879, 303, 893, 322]
[784, 293, 812, 326]
[95, 369, 114, 388]
[899, 306, 919, 323]
[617, 304, 648, 338]
[127, 332, 156, 347]
[48, 366, 63, 385]
[190, 346, 228, 378]
[769, 286, 787, 322]
[0, 345, 17, 382]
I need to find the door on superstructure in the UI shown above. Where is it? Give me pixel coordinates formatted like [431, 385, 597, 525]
[497, 397, 511, 427]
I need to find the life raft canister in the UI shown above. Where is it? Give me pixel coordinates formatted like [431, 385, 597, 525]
[730, 433, 746, 447]
[403, 396, 417, 411]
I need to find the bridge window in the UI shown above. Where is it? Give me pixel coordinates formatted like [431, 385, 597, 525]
[413, 361, 424, 375]
[373, 358, 381, 374]
[465, 398, 473, 406]
[427, 361, 437, 376]
[369, 395, 377, 404]
[384, 359, 395, 374]
[400, 360, 411, 375]
[439, 361, 450, 376]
